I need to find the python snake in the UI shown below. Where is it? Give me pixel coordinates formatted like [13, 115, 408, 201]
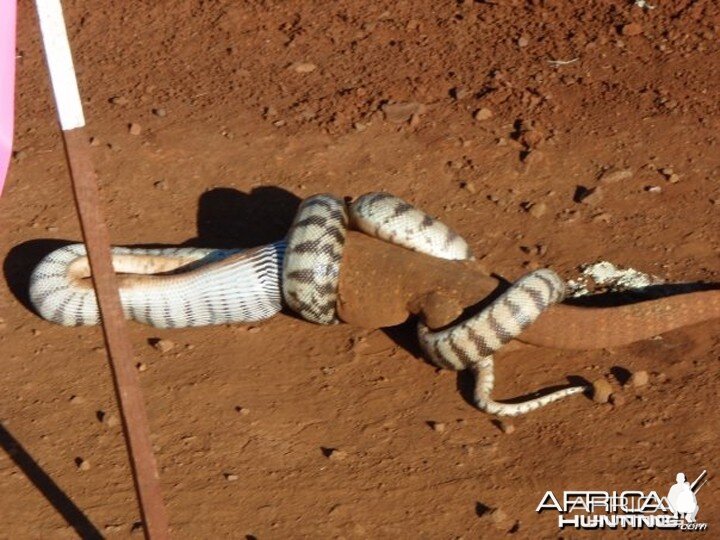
[30, 192, 588, 416]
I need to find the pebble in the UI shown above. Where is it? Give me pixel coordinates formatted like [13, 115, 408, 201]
[153, 180, 168, 190]
[609, 393, 625, 407]
[152, 108, 167, 117]
[136, 362, 148, 372]
[89, 137, 101, 147]
[517, 36, 530, 48]
[485, 508, 513, 531]
[151, 338, 175, 353]
[109, 96, 129, 106]
[76, 458, 91, 471]
[327, 448, 348, 461]
[592, 378, 613, 403]
[660, 168, 681, 183]
[527, 201, 547, 218]
[575, 186, 603, 205]
[621, 23, 643, 37]
[69, 395, 85, 404]
[460, 181, 476, 194]
[128, 123, 142, 135]
[382, 102, 426, 124]
[105, 414, 120, 427]
[473, 108, 493, 121]
[430, 421, 446, 433]
[497, 420, 515, 434]
[291, 62, 317, 73]
[599, 168, 633, 184]
[592, 212, 612, 223]
[645, 185, 662, 193]
[235, 406, 250, 416]
[629, 370, 649, 388]
[12, 150, 26, 162]
[224, 473, 239, 481]
[450, 86, 468, 100]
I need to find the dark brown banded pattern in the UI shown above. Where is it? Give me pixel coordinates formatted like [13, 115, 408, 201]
[418, 269, 589, 416]
[281, 194, 348, 325]
[350, 192, 472, 261]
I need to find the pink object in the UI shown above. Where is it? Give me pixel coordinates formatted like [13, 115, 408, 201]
[0, 1, 17, 194]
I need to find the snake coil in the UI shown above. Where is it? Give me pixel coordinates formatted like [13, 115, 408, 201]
[29, 192, 588, 416]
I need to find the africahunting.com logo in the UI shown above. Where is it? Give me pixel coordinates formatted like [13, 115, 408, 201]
[537, 470, 709, 531]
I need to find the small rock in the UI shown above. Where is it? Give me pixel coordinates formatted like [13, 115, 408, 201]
[76, 458, 91, 471]
[69, 395, 84, 404]
[460, 181, 476, 194]
[234, 406, 250, 415]
[517, 36, 530, 48]
[224, 473, 239, 481]
[473, 108, 493, 121]
[575, 186, 603, 205]
[628, 370, 649, 388]
[592, 212, 612, 223]
[592, 378, 613, 403]
[153, 180, 168, 190]
[136, 362, 148, 372]
[152, 108, 167, 117]
[497, 420, 515, 434]
[109, 96, 129, 106]
[128, 123, 142, 136]
[430, 421, 446, 433]
[382, 102, 426, 124]
[645, 185, 662, 193]
[486, 508, 513, 531]
[520, 129, 544, 148]
[327, 448, 348, 461]
[409, 112, 422, 128]
[528, 202, 547, 218]
[450, 86, 468, 100]
[521, 150, 544, 165]
[12, 150, 26, 162]
[621, 23, 643, 37]
[667, 174, 680, 183]
[105, 414, 120, 428]
[599, 168, 633, 184]
[151, 338, 174, 353]
[609, 393, 625, 407]
[89, 137, 101, 147]
[291, 62, 317, 73]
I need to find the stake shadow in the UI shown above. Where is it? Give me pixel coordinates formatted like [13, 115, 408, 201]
[0, 424, 102, 538]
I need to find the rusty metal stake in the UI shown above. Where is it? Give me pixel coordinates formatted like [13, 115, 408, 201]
[35, 1, 171, 537]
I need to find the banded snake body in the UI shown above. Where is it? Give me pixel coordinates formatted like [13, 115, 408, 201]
[32, 191, 702, 416]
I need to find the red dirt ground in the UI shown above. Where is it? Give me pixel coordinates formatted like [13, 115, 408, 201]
[1, 0, 719, 537]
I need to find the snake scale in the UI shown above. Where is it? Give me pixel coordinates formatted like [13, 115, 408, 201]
[30, 192, 588, 416]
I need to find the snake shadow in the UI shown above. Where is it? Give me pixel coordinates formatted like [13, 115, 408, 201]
[3, 186, 302, 314]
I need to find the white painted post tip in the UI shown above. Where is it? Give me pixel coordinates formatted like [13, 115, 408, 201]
[35, 0, 85, 130]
